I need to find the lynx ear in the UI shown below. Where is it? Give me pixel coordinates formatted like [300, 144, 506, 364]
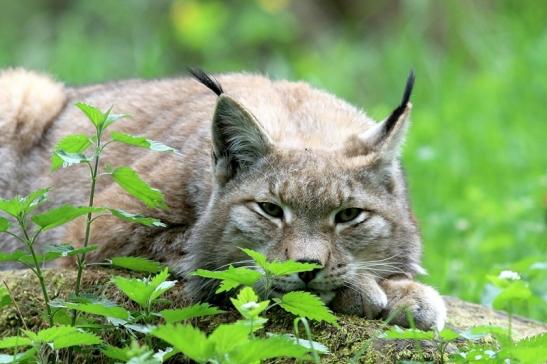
[353, 71, 415, 162]
[211, 95, 272, 184]
[189, 68, 272, 184]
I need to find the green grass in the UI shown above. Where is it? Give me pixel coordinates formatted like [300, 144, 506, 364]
[0, 0, 545, 320]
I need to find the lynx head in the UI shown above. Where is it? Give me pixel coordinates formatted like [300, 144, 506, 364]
[183, 69, 424, 303]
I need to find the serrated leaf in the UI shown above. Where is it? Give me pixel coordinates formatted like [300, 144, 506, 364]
[43, 244, 97, 257]
[209, 323, 250, 354]
[51, 134, 92, 171]
[108, 209, 166, 227]
[266, 260, 322, 276]
[275, 291, 337, 324]
[160, 303, 224, 323]
[53, 150, 91, 169]
[111, 256, 163, 273]
[0, 188, 48, 218]
[64, 302, 131, 320]
[151, 324, 212, 363]
[112, 166, 166, 209]
[111, 132, 177, 153]
[230, 287, 269, 319]
[241, 248, 321, 276]
[499, 333, 547, 364]
[271, 333, 330, 354]
[32, 205, 102, 231]
[112, 268, 173, 309]
[241, 248, 268, 269]
[52, 330, 102, 349]
[230, 336, 312, 362]
[0, 217, 10, 232]
[0, 336, 32, 349]
[102, 112, 127, 130]
[102, 345, 130, 361]
[193, 265, 262, 293]
[76, 102, 106, 128]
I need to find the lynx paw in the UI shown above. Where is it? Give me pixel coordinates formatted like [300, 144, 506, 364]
[380, 279, 446, 331]
[330, 278, 387, 319]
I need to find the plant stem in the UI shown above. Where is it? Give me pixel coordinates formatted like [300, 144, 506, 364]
[71, 133, 101, 325]
[19, 221, 53, 326]
[2, 280, 29, 331]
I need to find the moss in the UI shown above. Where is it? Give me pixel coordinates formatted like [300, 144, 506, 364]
[0, 269, 545, 363]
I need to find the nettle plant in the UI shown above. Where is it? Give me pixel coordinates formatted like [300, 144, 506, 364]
[0, 103, 335, 363]
[0, 102, 545, 363]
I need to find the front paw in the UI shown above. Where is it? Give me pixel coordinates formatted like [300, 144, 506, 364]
[330, 278, 387, 319]
[380, 279, 446, 331]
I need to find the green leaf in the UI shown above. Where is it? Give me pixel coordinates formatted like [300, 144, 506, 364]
[266, 260, 322, 276]
[51, 134, 92, 171]
[0, 188, 48, 218]
[230, 336, 312, 362]
[53, 150, 91, 169]
[76, 102, 106, 128]
[0, 287, 11, 309]
[151, 324, 212, 363]
[108, 208, 166, 227]
[383, 326, 435, 340]
[0, 348, 37, 363]
[0, 246, 96, 267]
[241, 248, 268, 269]
[0, 251, 35, 266]
[102, 112, 127, 130]
[160, 303, 224, 323]
[500, 333, 547, 364]
[32, 205, 101, 231]
[43, 244, 97, 257]
[111, 132, 177, 153]
[0, 336, 32, 349]
[102, 345, 130, 361]
[193, 265, 262, 293]
[230, 287, 269, 319]
[111, 256, 163, 273]
[241, 248, 321, 276]
[52, 331, 102, 349]
[209, 323, 250, 355]
[25, 325, 102, 349]
[112, 166, 167, 209]
[273, 333, 330, 354]
[275, 291, 337, 324]
[0, 217, 10, 232]
[64, 302, 131, 320]
[492, 281, 533, 311]
[112, 268, 175, 309]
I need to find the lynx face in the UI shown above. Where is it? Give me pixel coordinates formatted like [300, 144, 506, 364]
[182, 71, 424, 303]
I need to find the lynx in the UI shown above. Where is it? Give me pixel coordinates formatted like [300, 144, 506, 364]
[0, 68, 446, 330]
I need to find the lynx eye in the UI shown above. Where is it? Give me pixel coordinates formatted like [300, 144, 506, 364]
[257, 202, 284, 219]
[335, 208, 363, 224]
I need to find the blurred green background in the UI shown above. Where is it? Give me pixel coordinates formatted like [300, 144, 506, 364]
[1, 0, 545, 321]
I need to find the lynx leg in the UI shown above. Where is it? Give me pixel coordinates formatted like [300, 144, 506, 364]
[379, 279, 446, 331]
[330, 277, 387, 319]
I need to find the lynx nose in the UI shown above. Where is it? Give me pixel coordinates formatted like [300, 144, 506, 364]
[296, 259, 322, 284]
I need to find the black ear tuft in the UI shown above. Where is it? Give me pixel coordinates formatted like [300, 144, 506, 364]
[188, 68, 224, 96]
[383, 70, 415, 136]
[400, 70, 415, 107]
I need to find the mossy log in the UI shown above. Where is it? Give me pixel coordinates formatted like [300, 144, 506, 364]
[0, 269, 545, 363]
